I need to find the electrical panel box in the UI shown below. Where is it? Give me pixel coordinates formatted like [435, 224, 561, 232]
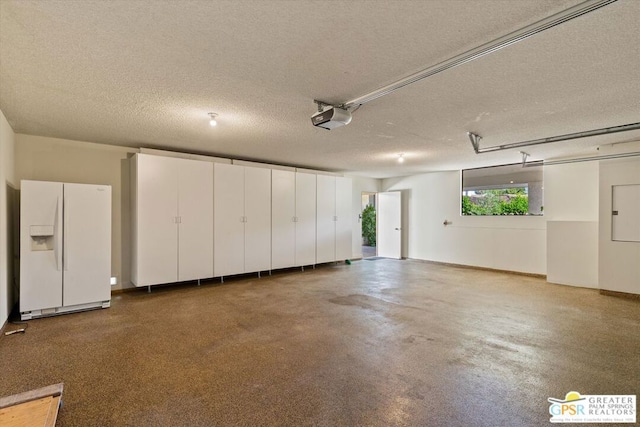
[612, 184, 640, 242]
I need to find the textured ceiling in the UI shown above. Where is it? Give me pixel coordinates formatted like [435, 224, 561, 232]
[1, 0, 639, 178]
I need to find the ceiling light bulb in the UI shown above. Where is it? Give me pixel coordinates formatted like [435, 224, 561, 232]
[398, 154, 405, 163]
[208, 113, 217, 127]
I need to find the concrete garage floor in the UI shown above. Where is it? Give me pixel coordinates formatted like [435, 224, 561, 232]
[1, 259, 639, 426]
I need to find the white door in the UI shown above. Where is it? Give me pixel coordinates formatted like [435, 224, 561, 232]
[295, 172, 316, 266]
[177, 158, 214, 281]
[316, 175, 336, 263]
[244, 167, 272, 273]
[214, 163, 245, 277]
[378, 191, 402, 259]
[135, 154, 179, 285]
[612, 184, 640, 242]
[63, 183, 111, 306]
[335, 177, 352, 261]
[272, 170, 296, 270]
[20, 180, 63, 312]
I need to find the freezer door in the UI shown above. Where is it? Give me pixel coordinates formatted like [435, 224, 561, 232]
[20, 180, 63, 312]
[62, 183, 112, 306]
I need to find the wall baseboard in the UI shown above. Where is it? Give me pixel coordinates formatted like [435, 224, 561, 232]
[599, 289, 640, 300]
[410, 258, 547, 279]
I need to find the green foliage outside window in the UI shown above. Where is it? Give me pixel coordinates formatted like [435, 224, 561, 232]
[498, 195, 528, 215]
[462, 188, 529, 215]
[361, 204, 376, 246]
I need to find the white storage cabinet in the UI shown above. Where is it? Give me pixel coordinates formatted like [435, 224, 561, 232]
[214, 163, 271, 278]
[316, 175, 352, 264]
[271, 170, 317, 270]
[131, 154, 213, 287]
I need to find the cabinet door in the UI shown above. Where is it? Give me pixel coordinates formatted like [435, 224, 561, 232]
[135, 155, 178, 285]
[63, 183, 111, 306]
[335, 177, 353, 261]
[245, 167, 272, 273]
[272, 170, 296, 270]
[214, 163, 245, 277]
[316, 175, 336, 263]
[295, 172, 316, 266]
[177, 158, 214, 281]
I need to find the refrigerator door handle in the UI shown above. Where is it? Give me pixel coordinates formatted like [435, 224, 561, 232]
[56, 196, 63, 271]
[63, 196, 68, 271]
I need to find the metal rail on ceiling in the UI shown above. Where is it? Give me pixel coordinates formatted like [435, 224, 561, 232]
[468, 122, 640, 154]
[341, 0, 617, 109]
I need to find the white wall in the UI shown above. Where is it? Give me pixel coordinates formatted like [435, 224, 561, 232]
[544, 162, 599, 288]
[0, 109, 17, 327]
[599, 157, 640, 294]
[544, 162, 599, 221]
[15, 134, 138, 290]
[382, 171, 546, 274]
[350, 176, 381, 259]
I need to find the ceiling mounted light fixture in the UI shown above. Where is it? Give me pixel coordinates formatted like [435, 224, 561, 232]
[208, 113, 218, 127]
[397, 153, 405, 163]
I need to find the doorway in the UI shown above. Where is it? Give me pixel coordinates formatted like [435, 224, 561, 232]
[361, 191, 402, 259]
[361, 192, 377, 258]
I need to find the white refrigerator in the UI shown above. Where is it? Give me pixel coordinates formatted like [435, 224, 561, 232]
[20, 180, 112, 320]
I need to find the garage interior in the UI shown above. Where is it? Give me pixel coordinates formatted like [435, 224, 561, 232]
[0, 0, 639, 425]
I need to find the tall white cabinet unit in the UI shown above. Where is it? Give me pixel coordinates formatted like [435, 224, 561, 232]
[316, 175, 352, 263]
[271, 170, 317, 269]
[271, 170, 295, 269]
[214, 163, 271, 278]
[296, 172, 318, 265]
[20, 180, 111, 319]
[131, 154, 213, 286]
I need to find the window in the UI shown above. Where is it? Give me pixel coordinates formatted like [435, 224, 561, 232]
[461, 163, 543, 216]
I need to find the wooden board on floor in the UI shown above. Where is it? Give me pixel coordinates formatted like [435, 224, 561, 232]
[0, 383, 63, 427]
